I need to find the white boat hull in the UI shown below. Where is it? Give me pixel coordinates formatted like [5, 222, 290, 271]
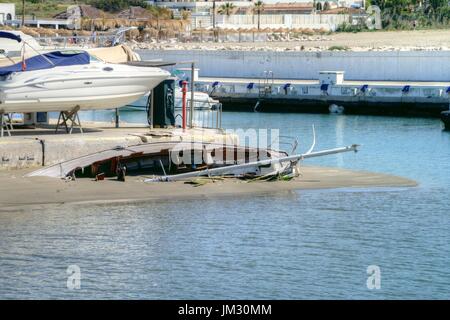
[0, 63, 170, 113]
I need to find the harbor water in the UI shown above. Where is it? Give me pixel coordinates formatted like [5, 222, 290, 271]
[1, 110, 450, 299]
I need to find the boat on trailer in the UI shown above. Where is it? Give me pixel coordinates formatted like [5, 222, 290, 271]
[1, 30, 220, 116]
[0, 31, 170, 114]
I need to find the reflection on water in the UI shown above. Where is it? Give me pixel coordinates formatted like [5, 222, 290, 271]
[335, 116, 346, 167]
[1, 111, 450, 299]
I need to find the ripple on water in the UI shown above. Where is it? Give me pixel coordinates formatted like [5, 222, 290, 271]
[1, 112, 450, 299]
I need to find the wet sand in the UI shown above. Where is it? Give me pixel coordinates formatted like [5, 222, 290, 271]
[0, 166, 417, 211]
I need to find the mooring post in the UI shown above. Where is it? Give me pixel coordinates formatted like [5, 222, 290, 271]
[0, 113, 3, 138]
[115, 108, 120, 128]
[182, 80, 187, 130]
[190, 62, 195, 128]
[149, 88, 154, 129]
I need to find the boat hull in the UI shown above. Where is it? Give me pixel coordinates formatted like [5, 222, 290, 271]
[0, 63, 170, 113]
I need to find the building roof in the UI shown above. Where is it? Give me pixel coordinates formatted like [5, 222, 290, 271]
[53, 5, 113, 20]
[235, 2, 314, 14]
[264, 3, 314, 10]
[117, 6, 154, 20]
[319, 7, 363, 14]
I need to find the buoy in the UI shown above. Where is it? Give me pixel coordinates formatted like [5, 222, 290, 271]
[329, 104, 345, 114]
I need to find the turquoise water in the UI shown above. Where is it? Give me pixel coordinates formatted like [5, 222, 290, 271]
[1, 110, 450, 299]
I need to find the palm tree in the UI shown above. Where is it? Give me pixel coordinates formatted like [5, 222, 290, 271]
[149, 7, 172, 31]
[212, 0, 216, 29]
[22, 0, 25, 26]
[218, 3, 236, 16]
[253, 1, 264, 30]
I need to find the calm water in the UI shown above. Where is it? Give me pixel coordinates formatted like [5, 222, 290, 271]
[1, 110, 450, 299]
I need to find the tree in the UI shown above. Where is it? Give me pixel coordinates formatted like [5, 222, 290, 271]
[218, 2, 236, 16]
[90, 0, 148, 13]
[147, 6, 172, 20]
[181, 10, 191, 21]
[429, 0, 447, 10]
[253, 1, 264, 30]
[323, 1, 330, 11]
[22, 0, 25, 26]
[147, 6, 172, 32]
[212, 0, 216, 28]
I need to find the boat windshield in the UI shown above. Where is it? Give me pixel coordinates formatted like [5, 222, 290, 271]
[0, 50, 90, 77]
[88, 53, 103, 63]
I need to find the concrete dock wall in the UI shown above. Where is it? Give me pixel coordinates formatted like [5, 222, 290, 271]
[138, 50, 450, 82]
[0, 135, 144, 170]
[0, 139, 43, 169]
[195, 78, 450, 116]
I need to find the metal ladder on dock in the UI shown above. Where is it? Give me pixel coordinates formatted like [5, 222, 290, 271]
[0, 113, 13, 137]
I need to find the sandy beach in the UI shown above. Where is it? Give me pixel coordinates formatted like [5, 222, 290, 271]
[0, 166, 417, 211]
[134, 29, 450, 52]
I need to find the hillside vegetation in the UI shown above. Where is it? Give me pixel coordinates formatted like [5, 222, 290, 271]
[0, 0, 75, 18]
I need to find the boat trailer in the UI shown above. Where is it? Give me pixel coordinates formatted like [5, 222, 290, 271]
[55, 106, 83, 134]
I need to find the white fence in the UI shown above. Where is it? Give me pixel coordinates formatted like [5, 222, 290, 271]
[191, 14, 213, 29]
[216, 14, 350, 31]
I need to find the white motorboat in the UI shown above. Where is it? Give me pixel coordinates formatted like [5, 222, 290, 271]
[83, 41, 221, 111]
[0, 32, 170, 114]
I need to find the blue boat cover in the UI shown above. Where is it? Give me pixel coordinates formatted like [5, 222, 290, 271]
[0, 31, 22, 42]
[0, 51, 90, 76]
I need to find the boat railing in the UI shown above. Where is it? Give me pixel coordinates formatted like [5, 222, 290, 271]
[179, 100, 223, 130]
[36, 35, 117, 49]
[266, 135, 299, 155]
[36, 27, 138, 49]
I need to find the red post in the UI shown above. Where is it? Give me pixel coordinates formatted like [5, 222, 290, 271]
[181, 80, 187, 130]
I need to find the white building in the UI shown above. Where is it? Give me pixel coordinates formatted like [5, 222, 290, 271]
[147, 1, 251, 13]
[147, 0, 362, 13]
[146, 0, 358, 30]
[0, 3, 15, 25]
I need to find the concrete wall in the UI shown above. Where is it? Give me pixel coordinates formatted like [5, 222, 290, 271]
[0, 135, 145, 170]
[138, 50, 450, 82]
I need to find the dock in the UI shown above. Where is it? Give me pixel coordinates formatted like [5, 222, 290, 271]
[195, 76, 450, 117]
